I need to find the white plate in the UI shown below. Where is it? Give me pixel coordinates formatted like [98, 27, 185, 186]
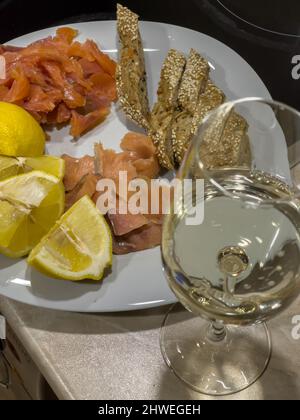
[0, 21, 271, 312]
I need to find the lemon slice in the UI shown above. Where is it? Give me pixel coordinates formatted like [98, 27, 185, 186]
[0, 155, 65, 181]
[0, 102, 45, 157]
[24, 156, 66, 180]
[0, 156, 20, 180]
[28, 196, 113, 281]
[0, 171, 65, 258]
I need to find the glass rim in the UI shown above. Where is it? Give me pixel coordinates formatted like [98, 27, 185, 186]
[193, 97, 300, 205]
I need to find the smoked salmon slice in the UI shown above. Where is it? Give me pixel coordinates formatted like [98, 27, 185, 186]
[47, 102, 71, 124]
[94, 143, 138, 183]
[62, 154, 95, 192]
[83, 40, 116, 78]
[70, 107, 110, 138]
[108, 211, 149, 237]
[0, 27, 116, 138]
[0, 85, 8, 100]
[65, 173, 99, 210]
[4, 67, 30, 103]
[62, 132, 164, 254]
[55, 27, 79, 44]
[120, 132, 160, 179]
[79, 58, 103, 78]
[24, 85, 56, 113]
[89, 72, 117, 102]
[120, 132, 157, 158]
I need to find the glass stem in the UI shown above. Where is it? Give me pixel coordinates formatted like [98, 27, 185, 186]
[207, 322, 227, 343]
[224, 275, 236, 295]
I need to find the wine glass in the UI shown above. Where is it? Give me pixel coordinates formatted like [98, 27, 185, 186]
[161, 98, 300, 396]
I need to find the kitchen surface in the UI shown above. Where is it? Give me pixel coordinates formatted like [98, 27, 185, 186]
[1, 296, 300, 400]
[1, 0, 300, 401]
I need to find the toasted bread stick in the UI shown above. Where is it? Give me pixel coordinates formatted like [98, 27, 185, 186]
[150, 49, 186, 170]
[116, 4, 150, 130]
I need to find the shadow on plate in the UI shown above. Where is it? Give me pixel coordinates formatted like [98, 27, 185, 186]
[115, 106, 146, 134]
[25, 251, 134, 304]
[141, 22, 171, 107]
[26, 265, 104, 302]
[0, 255, 20, 270]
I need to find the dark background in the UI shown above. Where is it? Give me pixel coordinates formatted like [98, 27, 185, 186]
[0, 0, 300, 108]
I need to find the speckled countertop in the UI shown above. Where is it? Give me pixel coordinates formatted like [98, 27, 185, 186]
[0, 295, 300, 400]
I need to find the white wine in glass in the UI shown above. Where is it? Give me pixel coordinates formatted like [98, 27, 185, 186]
[161, 98, 300, 396]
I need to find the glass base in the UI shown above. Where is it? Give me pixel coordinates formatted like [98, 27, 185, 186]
[160, 304, 272, 396]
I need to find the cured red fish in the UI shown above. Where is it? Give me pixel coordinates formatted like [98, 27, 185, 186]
[120, 132, 160, 179]
[108, 211, 149, 237]
[62, 154, 95, 192]
[65, 173, 99, 210]
[112, 223, 163, 255]
[0, 28, 117, 138]
[62, 132, 164, 254]
[70, 107, 110, 138]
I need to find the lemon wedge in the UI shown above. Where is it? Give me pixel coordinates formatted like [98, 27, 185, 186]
[0, 171, 65, 258]
[0, 155, 65, 181]
[0, 102, 45, 157]
[28, 196, 113, 281]
[0, 156, 20, 180]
